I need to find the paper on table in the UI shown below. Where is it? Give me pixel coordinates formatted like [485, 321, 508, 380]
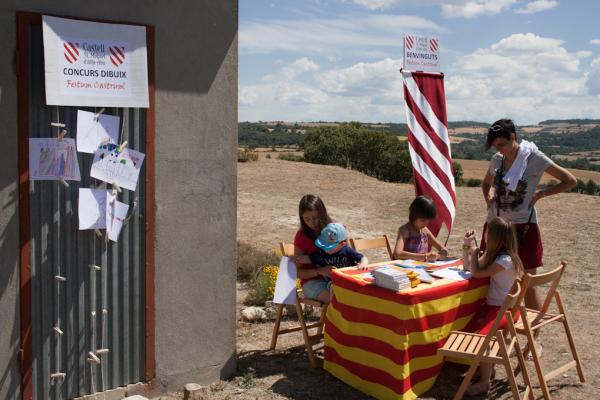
[273, 257, 297, 305]
[29, 138, 81, 181]
[76, 110, 120, 153]
[106, 199, 129, 242]
[78, 188, 111, 230]
[430, 268, 472, 281]
[91, 143, 145, 191]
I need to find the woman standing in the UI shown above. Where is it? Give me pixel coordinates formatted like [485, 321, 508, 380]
[481, 119, 576, 315]
[293, 194, 335, 304]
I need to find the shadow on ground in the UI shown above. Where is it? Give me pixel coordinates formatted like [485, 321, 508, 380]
[234, 344, 584, 400]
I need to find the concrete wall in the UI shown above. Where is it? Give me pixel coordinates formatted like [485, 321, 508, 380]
[0, 1, 238, 397]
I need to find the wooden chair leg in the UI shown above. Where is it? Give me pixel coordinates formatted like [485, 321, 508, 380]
[452, 363, 478, 400]
[556, 293, 586, 383]
[513, 335, 534, 400]
[524, 327, 551, 400]
[498, 334, 523, 400]
[269, 304, 285, 350]
[316, 304, 328, 336]
[296, 298, 317, 368]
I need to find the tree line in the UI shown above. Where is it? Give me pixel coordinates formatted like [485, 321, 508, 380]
[301, 123, 464, 185]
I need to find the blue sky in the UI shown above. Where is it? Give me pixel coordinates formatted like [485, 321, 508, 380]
[239, 0, 600, 125]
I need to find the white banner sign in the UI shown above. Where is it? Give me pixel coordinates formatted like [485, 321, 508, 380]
[42, 16, 149, 108]
[403, 34, 440, 72]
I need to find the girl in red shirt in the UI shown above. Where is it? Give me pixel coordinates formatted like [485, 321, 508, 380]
[292, 194, 335, 304]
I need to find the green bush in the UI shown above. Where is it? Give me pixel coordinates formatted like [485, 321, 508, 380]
[452, 161, 464, 186]
[246, 265, 278, 306]
[465, 178, 482, 187]
[585, 179, 600, 195]
[237, 241, 279, 281]
[302, 123, 412, 182]
[277, 153, 304, 162]
[238, 149, 259, 162]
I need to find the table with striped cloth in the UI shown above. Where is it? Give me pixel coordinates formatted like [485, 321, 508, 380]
[323, 260, 489, 400]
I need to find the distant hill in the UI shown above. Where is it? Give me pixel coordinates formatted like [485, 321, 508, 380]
[539, 119, 600, 125]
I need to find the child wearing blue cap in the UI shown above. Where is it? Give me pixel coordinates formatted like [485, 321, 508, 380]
[296, 223, 369, 272]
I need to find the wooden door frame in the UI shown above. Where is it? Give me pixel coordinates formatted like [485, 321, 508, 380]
[16, 11, 156, 399]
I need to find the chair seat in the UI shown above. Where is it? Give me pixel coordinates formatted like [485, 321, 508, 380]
[439, 331, 501, 362]
[514, 308, 561, 332]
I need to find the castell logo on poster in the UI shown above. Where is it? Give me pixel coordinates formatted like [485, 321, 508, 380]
[109, 46, 126, 67]
[406, 35, 414, 50]
[63, 41, 80, 63]
[429, 38, 439, 52]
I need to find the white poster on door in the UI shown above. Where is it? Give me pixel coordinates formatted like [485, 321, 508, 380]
[76, 110, 120, 153]
[42, 16, 149, 107]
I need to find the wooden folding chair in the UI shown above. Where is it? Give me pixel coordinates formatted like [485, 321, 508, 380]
[269, 242, 328, 368]
[438, 280, 533, 400]
[515, 262, 585, 399]
[349, 234, 393, 260]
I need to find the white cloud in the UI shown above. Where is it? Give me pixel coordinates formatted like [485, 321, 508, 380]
[590, 39, 600, 45]
[239, 57, 406, 122]
[239, 58, 329, 119]
[280, 57, 320, 79]
[240, 32, 600, 124]
[515, 0, 559, 14]
[586, 57, 600, 95]
[445, 33, 596, 123]
[316, 58, 403, 97]
[442, 0, 517, 19]
[576, 50, 593, 59]
[352, 0, 399, 9]
[240, 14, 443, 56]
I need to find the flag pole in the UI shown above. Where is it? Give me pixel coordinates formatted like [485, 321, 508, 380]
[399, 68, 444, 77]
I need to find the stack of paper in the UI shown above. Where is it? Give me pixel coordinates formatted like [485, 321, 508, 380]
[372, 266, 411, 291]
[430, 268, 472, 281]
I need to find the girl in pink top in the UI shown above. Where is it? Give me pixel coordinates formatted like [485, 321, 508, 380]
[393, 196, 448, 261]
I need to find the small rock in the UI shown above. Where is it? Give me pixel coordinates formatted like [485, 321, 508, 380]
[183, 383, 208, 400]
[264, 302, 288, 320]
[284, 304, 297, 316]
[124, 396, 148, 400]
[241, 306, 267, 322]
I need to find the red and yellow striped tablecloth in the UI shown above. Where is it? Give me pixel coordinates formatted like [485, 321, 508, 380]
[323, 260, 489, 400]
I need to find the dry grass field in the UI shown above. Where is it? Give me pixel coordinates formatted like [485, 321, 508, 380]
[229, 158, 600, 400]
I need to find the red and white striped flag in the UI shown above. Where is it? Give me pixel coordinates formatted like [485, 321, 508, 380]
[401, 71, 456, 236]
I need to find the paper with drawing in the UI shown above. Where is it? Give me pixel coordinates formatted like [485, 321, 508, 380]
[90, 143, 145, 191]
[29, 138, 81, 181]
[78, 188, 111, 230]
[106, 199, 129, 242]
[76, 110, 120, 153]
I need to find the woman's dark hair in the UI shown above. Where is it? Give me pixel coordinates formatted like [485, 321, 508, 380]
[299, 194, 332, 239]
[409, 195, 437, 223]
[486, 118, 517, 150]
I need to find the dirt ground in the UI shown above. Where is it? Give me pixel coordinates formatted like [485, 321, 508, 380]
[185, 158, 599, 400]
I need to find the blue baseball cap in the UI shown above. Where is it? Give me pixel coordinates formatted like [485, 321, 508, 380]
[315, 223, 347, 251]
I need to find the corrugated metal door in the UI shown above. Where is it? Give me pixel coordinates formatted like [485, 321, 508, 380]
[27, 24, 147, 399]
